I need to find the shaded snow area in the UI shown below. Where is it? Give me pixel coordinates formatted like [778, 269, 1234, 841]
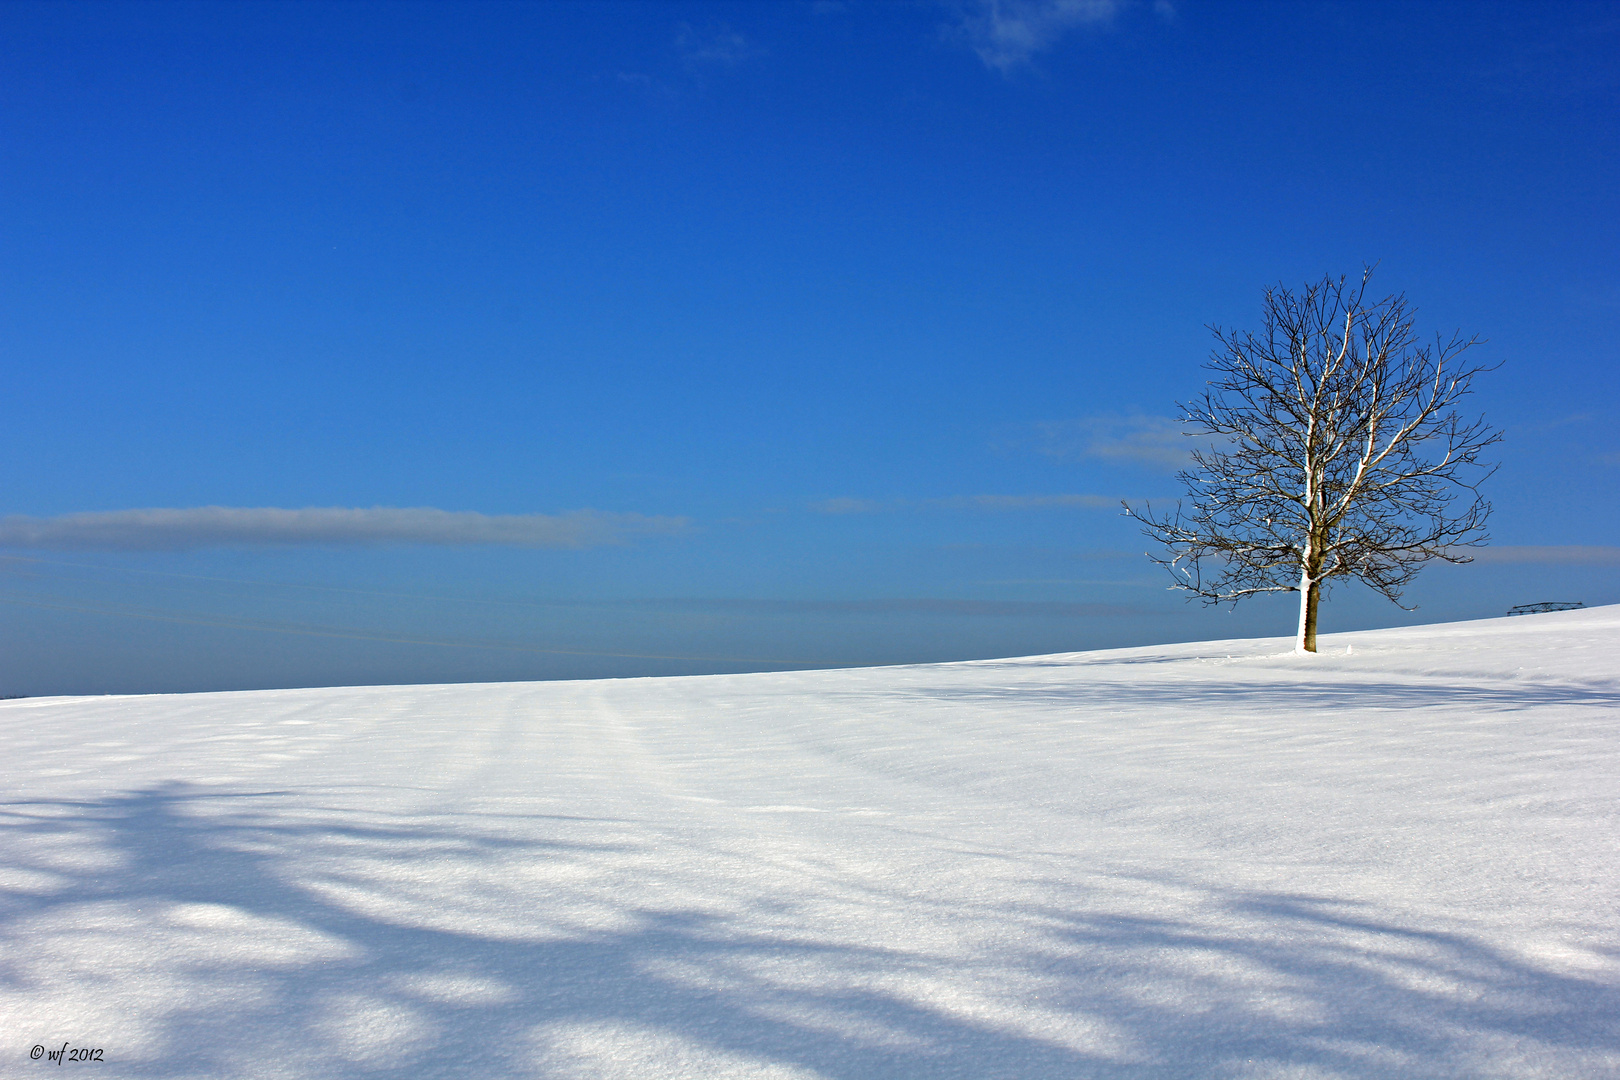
[3, 609, 1618, 1079]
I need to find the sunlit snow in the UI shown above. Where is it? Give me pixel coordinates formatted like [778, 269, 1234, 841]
[4, 608, 1618, 1078]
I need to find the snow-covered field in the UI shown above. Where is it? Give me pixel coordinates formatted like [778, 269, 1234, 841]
[3, 608, 1617, 1079]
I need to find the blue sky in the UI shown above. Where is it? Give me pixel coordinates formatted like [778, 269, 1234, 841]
[2, 0, 1617, 694]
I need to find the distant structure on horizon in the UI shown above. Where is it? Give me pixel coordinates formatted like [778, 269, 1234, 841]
[1507, 601, 1585, 615]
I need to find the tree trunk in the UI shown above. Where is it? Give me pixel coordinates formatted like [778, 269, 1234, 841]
[1295, 570, 1321, 653]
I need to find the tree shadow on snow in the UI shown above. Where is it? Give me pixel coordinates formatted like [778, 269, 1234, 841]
[914, 676, 1620, 717]
[1019, 883, 1618, 1076]
[1, 785, 1616, 1079]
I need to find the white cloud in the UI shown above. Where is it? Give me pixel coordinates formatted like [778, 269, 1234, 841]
[1515, 411, 1595, 435]
[0, 507, 688, 552]
[1029, 414, 1196, 471]
[811, 494, 1115, 514]
[641, 596, 1145, 617]
[674, 23, 763, 67]
[924, 493, 1114, 510]
[1461, 545, 1620, 566]
[949, 0, 1122, 72]
[809, 497, 886, 515]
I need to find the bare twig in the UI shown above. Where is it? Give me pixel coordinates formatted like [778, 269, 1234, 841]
[1126, 268, 1500, 652]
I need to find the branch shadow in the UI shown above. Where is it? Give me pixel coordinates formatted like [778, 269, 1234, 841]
[3, 784, 1616, 1078]
[915, 677, 1620, 716]
[1021, 884, 1619, 1075]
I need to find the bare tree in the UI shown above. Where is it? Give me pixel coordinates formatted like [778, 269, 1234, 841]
[1127, 269, 1500, 653]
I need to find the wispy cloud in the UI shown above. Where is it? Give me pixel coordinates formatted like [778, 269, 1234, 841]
[972, 577, 1152, 586]
[1026, 414, 1196, 471]
[810, 493, 1115, 514]
[947, 0, 1122, 73]
[927, 493, 1113, 510]
[809, 497, 887, 515]
[674, 22, 763, 67]
[1514, 411, 1595, 435]
[1462, 545, 1620, 566]
[637, 597, 1145, 617]
[0, 507, 688, 552]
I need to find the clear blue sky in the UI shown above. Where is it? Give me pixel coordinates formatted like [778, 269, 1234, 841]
[3, 0, 1617, 694]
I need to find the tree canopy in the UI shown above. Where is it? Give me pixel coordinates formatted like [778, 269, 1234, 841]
[1129, 269, 1500, 652]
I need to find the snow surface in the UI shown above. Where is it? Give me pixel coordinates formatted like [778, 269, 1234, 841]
[3, 607, 1618, 1079]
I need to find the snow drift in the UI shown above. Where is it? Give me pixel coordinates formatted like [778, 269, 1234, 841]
[3, 607, 1617, 1078]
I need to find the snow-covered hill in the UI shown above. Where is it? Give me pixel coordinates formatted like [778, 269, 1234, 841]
[4, 608, 1618, 1079]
